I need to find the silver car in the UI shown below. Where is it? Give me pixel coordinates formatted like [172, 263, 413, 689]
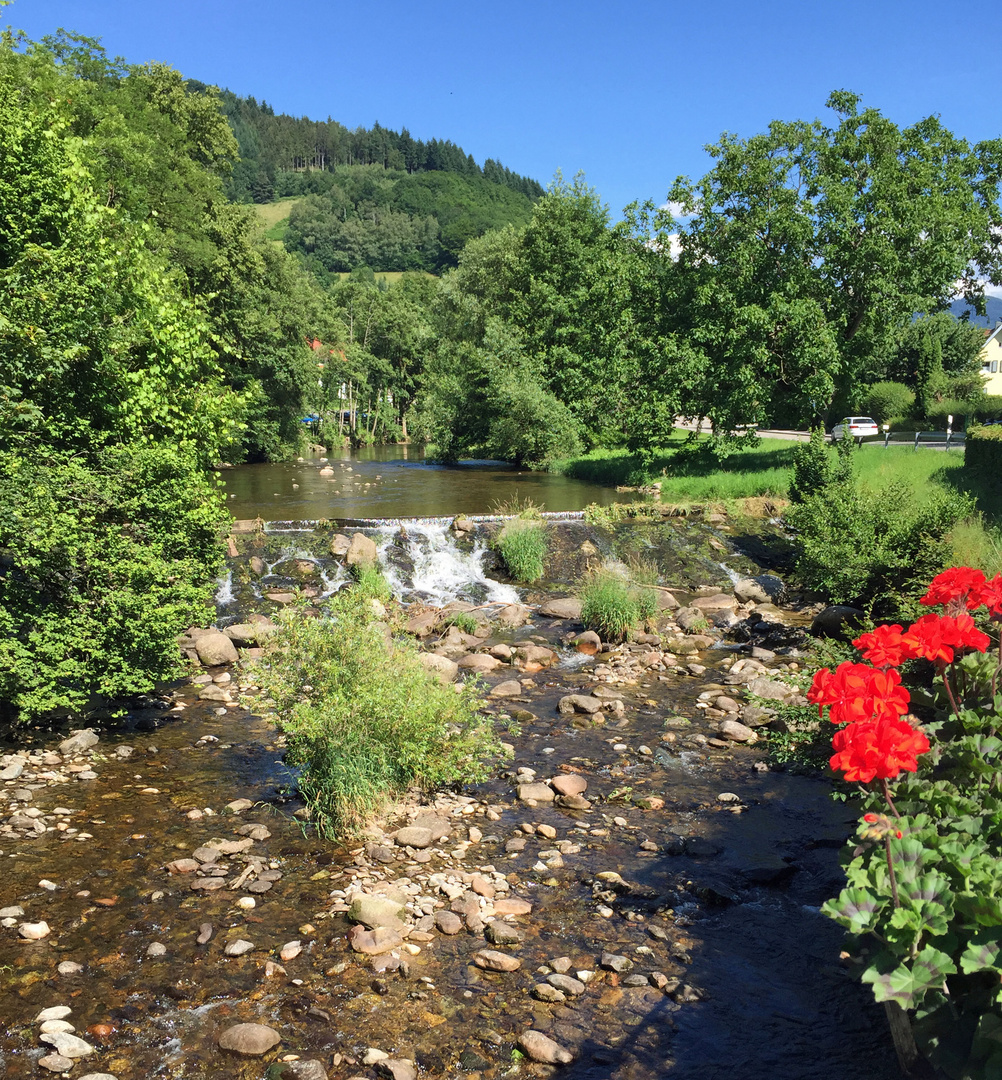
[831, 416, 879, 442]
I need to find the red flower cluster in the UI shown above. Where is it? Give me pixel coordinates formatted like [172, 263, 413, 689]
[808, 565, 998, 784]
[808, 662, 910, 724]
[852, 613, 990, 669]
[830, 716, 930, 784]
[920, 566, 1002, 617]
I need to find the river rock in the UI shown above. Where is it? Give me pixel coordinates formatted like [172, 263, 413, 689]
[39, 1055, 75, 1073]
[218, 1023, 281, 1056]
[457, 653, 502, 672]
[0, 760, 24, 780]
[146, 942, 167, 957]
[199, 684, 232, 702]
[286, 1062, 328, 1080]
[485, 920, 523, 945]
[417, 653, 458, 684]
[493, 897, 532, 916]
[517, 783, 554, 803]
[77, 1074, 120, 1080]
[329, 534, 351, 556]
[435, 911, 463, 935]
[718, 719, 757, 743]
[547, 972, 586, 995]
[518, 1030, 573, 1065]
[57, 962, 83, 975]
[19, 921, 50, 939]
[601, 951, 633, 973]
[746, 677, 800, 704]
[551, 774, 587, 796]
[394, 826, 435, 849]
[495, 603, 531, 628]
[346, 533, 378, 566]
[224, 939, 255, 956]
[58, 729, 99, 755]
[515, 644, 557, 669]
[811, 604, 865, 640]
[39, 1032, 94, 1058]
[538, 598, 582, 620]
[224, 621, 277, 647]
[533, 983, 566, 1002]
[692, 593, 737, 613]
[490, 679, 523, 698]
[348, 895, 405, 928]
[474, 949, 522, 972]
[557, 694, 603, 715]
[412, 812, 451, 840]
[451, 517, 477, 535]
[573, 630, 601, 653]
[194, 631, 239, 666]
[348, 925, 403, 955]
[36, 1006, 73, 1022]
[375, 1060, 417, 1080]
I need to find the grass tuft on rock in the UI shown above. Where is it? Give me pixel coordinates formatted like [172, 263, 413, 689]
[579, 568, 656, 641]
[251, 580, 501, 839]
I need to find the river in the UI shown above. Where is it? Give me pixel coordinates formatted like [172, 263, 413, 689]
[0, 464, 898, 1080]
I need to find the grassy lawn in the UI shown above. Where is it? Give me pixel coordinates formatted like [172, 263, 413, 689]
[333, 271, 438, 284]
[253, 198, 300, 229]
[552, 438, 975, 508]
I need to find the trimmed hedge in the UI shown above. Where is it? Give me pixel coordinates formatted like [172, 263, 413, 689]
[965, 425, 1002, 477]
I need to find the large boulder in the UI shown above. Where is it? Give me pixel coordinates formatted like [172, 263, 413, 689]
[194, 631, 239, 666]
[224, 621, 278, 647]
[217, 1023, 281, 1056]
[346, 533, 378, 566]
[329, 533, 351, 556]
[538, 598, 582, 620]
[416, 653, 458, 684]
[59, 729, 99, 755]
[495, 603, 531, 628]
[457, 653, 502, 673]
[348, 895, 405, 929]
[734, 574, 786, 604]
[692, 593, 737, 613]
[811, 605, 865, 640]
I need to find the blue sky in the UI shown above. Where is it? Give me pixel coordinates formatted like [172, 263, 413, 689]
[9, 0, 1001, 219]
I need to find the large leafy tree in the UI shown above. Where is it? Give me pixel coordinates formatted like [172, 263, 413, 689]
[0, 29, 246, 723]
[628, 92, 1002, 441]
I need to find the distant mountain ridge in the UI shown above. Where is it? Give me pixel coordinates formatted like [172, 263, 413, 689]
[949, 295, 1002, 329]
[214, 91, 544, 206]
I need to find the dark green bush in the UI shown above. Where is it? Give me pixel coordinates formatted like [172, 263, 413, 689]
[494, 518, 548, 582]
[863, 381, 915, 425]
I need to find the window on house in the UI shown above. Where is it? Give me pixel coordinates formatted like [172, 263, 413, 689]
[992, 361, 998, 373]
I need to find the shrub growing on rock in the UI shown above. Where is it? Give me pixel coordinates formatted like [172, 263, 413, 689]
[251, 584, 502, 838]
[579, 569, 655, 641]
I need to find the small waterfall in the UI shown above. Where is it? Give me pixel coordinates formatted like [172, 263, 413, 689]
[376, 522, 520, 606]
[214, 570, 235, 607]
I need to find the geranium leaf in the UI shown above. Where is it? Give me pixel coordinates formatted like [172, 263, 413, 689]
[960, 929, 1002, 974]
[821, 887, 884, 932]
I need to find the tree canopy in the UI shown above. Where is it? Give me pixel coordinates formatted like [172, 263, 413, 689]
[627, 92, 1002, 441]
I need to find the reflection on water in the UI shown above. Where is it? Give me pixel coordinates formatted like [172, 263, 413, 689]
[223, 445, 634, 521]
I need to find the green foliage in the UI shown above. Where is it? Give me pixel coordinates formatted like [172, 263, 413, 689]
[493, 518, 547, 583]
[627, 92, 1002, 435]
[864, 382, 916, 426]
[0, 446, 225, 723]
[788, 477, 973, 611]
[820, 630, 1002, 1078]
[442, 612, 479, 635]
[579, 569, 654, 641]
[789, 427, 854, 504]
[0, 31, 242, 723]
[349, 561, 391, 601]
[252, 590, 501, 838]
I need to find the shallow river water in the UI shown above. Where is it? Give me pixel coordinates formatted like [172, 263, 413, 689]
[0, 470, 900, 1080]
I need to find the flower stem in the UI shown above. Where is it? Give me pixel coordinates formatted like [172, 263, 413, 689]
[885, 835, 900, 909]
[941, 662, 963, 720]
[881, 777, 902, 820]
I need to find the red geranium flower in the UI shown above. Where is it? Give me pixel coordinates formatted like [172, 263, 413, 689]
[853, 624, 907, 667]
[902, 613, 959, 665]
[807, 662, 910, 724]
[971, 574, 1002, 617]
[868, 667, 911, 722]
[830, 716, 931, 783]
[902, 612, 990, 664]
[920, 567, 987, 608]
[807, 662, 874, 724]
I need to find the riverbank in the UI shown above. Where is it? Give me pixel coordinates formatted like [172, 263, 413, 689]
[0, 516, 897, 1080]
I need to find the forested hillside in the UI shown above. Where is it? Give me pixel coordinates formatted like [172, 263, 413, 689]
[219, 92, 544, 202]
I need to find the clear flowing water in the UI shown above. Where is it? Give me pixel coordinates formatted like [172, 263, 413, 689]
[222, 445, 634, 521]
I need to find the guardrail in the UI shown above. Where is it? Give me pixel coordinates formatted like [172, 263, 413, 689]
[878, 430, 966, 451]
